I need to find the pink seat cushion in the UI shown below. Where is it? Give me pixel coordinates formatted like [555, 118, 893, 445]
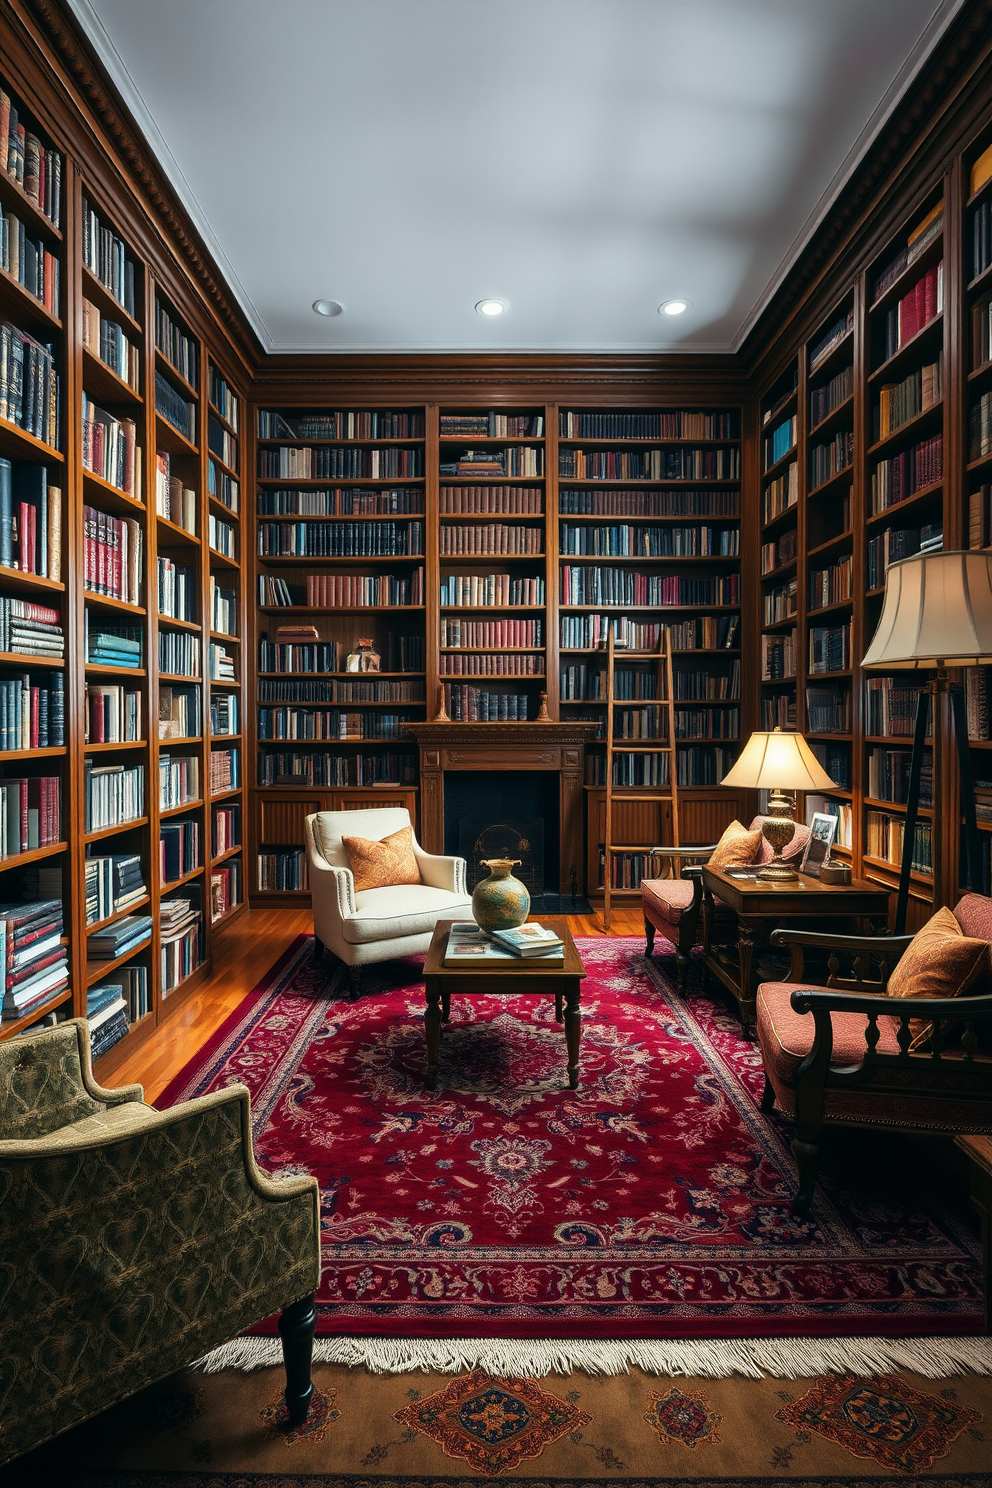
[641, 878, 736, 929]
[751, 817, 811, 866]
[756, 981, 992, 1129]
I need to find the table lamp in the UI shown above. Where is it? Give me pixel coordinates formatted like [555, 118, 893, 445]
[720, 727, 836, 882]
[862, 548, 992, 931]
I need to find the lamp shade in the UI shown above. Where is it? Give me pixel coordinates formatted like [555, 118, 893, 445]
[720, 729, 837, 791]
[862, 549, 992, 669]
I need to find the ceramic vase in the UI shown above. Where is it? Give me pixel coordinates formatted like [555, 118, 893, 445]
[471, 858, 530, 932]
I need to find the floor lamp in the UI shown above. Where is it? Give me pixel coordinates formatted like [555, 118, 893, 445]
[862, 549, 992, 934]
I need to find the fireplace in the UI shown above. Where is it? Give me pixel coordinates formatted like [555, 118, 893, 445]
[446, 771, 558, 894]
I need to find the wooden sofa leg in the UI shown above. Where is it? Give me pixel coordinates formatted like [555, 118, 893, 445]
[313, 936, 323, 965]
[791, 1136, 819, 1217]
[644, 919, 656, 957]
[279, 1292, 316, 1426]
[347, 966, 362, 1002]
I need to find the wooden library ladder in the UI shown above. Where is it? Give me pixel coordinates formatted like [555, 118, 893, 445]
[601, 627, 680, 931]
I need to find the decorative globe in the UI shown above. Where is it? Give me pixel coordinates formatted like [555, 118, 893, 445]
[471, 858, 530, 932]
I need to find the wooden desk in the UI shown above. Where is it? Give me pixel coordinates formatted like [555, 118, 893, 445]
[422, 919, 586, 1090]
[700, 866, 891, 1036]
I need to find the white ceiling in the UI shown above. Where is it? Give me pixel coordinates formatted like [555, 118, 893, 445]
[70, 0, 961, 355]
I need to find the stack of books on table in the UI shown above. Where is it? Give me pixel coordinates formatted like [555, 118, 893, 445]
[88, 913, 153, 961]
[444, 921, 564, 966]
[0, 899, 69, 1021]
[86, 982, 130, 1058]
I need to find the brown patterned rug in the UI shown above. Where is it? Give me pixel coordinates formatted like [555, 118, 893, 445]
[1, 1361, 989, 1485]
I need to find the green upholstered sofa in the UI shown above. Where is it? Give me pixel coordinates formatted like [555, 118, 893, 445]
[0, 1018, 321, 1466]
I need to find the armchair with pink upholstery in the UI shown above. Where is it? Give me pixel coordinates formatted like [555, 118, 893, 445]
[642, 816, 812, 989]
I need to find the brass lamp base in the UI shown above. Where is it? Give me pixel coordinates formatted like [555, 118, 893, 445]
[756, 793, 798, 882]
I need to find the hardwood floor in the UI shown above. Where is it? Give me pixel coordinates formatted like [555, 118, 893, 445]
[111, 905, 647, 1103]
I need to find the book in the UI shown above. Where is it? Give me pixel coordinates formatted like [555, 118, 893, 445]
[491, 924, 564, 956]
[443, 922, 564, 966]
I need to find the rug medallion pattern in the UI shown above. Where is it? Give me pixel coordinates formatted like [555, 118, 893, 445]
[161, 937, 984, 1338]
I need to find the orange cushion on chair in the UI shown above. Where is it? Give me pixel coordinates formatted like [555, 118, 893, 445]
[886, 906, 990, 1049]
[342, 825, 422, 892]
[709, 819, 762, 871]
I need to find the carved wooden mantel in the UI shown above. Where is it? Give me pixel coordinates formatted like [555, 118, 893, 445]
[403, 723, 601, 894]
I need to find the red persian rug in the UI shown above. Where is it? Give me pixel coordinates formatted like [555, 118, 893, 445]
[161, 936, 985, 1347]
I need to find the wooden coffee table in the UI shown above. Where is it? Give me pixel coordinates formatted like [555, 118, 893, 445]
[422, 918, 586, 1090]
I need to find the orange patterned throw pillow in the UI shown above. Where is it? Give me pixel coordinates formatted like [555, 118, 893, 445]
[343, 825, 422, 892]
[708, 819, 763, 871]
[887, 906, 990, 1049]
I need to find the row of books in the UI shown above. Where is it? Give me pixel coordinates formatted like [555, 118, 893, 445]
[81, 394, 140, 494]
[560, 569, 738, 606]
[207, 416, 238, 472]
[84, 761, 143, 831]
[0, 596, 62, 657]
[586, 751, 670, 787]
[966, 666, 990, 741]
[160, 560, 198, 630]
[761, 528, 798, 574]
[761, 630, 796, 681]
[0, 459, 61, 578]
[158, 684, 200, 740]
[160, 896, 203, 994]
[669, 615, 739, 650]
[259, 678, 425, 703]
[256, 519, 423, 557]
[874, 262, 942, 363]
[559, 523, 739, 557]
[871, 205, 942, 304]
[674, 664, 740, 699]
[1, 87, 62, 226]
[0, 670, 64, 750]
[441, 653, 542, 676]
[809, 363, 853, 427]
[612, 709, 668, 740]
[161, 818, 199, 884]
[970, 192, 992, 283]
[258, 640, 340, 674]
[442, 413, 544, 438]
[155, 299, 197, 386]
[865, 810, 932, 874]
[256, 751, 417, 787]
[439, 448, 543, 478]
[156, 370, 194, 443]
[441, 617, 541, 648]
[560, 448, 739, 481]
[159, 753, 200, 811]
[806, 686, 851, 733]
[257, 849, 308, 891]
[439, 485, 542, 514]
[559, 614, 663, 650]
[85, 620, 141, 670]
[208, 459, 239, 514]
[809, 308, 855, 371]
[303, 570, 424, 608]
[674, 707, 738, 739]
[441, 686, 531, 722]
[84, 506, 142, 605]
[763, 579, 797, 624]
[210, 578, 237, 635]
[258, 446, 424, 480]
[867, 746, 933, 805]
[440, 524, 542, 555]
[0, 899, 67, 1023]
[156, 451, 197, 534]
[93, 964, 149, 1023]
[864, 677, 928, 736]
[0, 323, 59, 448]
[85, 852, 145, 925]
[808, 432, 853, 490]
[209, 370, 239, 433]
[86, 985, 130, 1059]
[211, 861, 241, 921]
[159, 630, 200, 677]
[209, 749, 238, 794]
[258, 410, 423, 440]
[207, 514, 236, 557]
[762, 463, 798, 524]
[806, 797, 853, 849]
[257, 709, 415, 741]
[213, 803, 240, 856]
[440, 574, 545, 607]
[809, 623, 851, 674]
[558, 410, 736, 439]
[561, 664, 658, 700]
[211, 692, 238, 734]
[0, 203, 59, 313]
[210, 642, 237, 682]
[969, 390, 992, 460]
[866, 523, 941, 589]
[85, 683, 140, 744]
[876, 358, 942, 440]
[559, 488, 739, 518]
[81, 196, 136, 318]
[82, 297, 140, 391]
[258, 485, 421, 517]
[762, 693, 796, 729]
[810, 743, 851, 789]
[763, 373, 798, 426]
[808, 554, 853, 608]
[597, 850, 666, 891]
[764, 415, 797, 469]
[0, 776, 59, 855]
[870, 434, 942, 513]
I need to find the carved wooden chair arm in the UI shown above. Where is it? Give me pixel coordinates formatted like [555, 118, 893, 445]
[646, 844, 718, 857]
[789, 987, 992, 1066]
[770, 927, 914, 989]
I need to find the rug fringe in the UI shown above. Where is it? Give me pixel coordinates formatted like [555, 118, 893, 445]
[194, 1334, 992, 1379]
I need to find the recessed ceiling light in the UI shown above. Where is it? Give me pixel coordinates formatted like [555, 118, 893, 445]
[476, 298, 508, 316]
[312, 299, 343, 317]
[659, 298, 690, 316]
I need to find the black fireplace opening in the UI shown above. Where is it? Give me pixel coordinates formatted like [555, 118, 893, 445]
[444, 771, 560, 897]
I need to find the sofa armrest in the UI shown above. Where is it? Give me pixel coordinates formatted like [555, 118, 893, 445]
[414, 846, 466, 894]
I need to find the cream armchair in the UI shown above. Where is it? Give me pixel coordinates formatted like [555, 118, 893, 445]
[305, 807, 474, 997]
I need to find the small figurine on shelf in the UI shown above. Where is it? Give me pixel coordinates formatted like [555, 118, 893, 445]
[346, 638, 380, 672]
[434, 684, 450, 722]
[535, 692, 551, 721]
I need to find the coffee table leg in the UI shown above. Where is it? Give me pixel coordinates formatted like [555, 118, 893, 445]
[442, 990, 451, 1022]
[555, 992, 563, 1022]
[564, 983, 581, 1088]
[425, 980, 442, 1090]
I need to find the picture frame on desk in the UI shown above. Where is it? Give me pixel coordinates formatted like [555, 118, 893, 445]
[801, 812, 837, 878]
